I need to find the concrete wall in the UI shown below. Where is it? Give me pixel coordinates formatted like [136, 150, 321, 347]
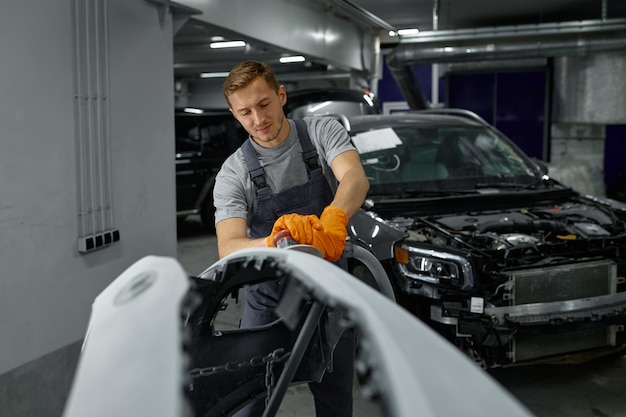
[548, 52, 626, 197]
[553, 52, 626, 125]
[0, 0, 178, 415]
[549, 123, 607, 197]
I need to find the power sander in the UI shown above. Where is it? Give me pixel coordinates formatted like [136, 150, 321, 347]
[272, 229, 323, 258]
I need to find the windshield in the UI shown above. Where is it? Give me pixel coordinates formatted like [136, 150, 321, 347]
[352, 125, 538, 195]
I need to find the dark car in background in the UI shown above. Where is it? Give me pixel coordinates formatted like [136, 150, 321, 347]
[338, 109, 626, 368]
[284, 88, 380, 118]
[175, 108, 246, 231]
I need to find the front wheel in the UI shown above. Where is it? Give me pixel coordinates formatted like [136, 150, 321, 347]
[349, 261, 379, 290]
[347, 244, 397, 302]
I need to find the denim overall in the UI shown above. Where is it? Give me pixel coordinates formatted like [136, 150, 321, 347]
[238, 119, 354, 417]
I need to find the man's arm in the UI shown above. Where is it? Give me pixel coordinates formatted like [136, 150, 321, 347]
[328, 149, 370, 217]
[215, 217, 267, 259]
[295, 148, 369, 261]
[215, 146, 369, 261]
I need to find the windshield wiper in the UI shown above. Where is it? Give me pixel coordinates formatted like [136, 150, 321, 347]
[402, 188, 477, 197]
[474, 178, 550, 190]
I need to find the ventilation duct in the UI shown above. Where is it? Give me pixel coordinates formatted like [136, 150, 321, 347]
[325, 0, 396, 32]
[386, 18, 626, 110]
[145, 0, 201, 34]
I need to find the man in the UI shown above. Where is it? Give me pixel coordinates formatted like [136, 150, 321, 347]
[213, 60, 370, 417]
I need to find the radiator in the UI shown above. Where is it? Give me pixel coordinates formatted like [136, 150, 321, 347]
[505, 259, 619, 362]
[507, 259, 618, 305]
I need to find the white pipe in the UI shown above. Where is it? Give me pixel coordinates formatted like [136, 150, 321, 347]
[93, 0, 109, 233]
[101, 0, 113, 231]
[85, 0, 99, 234]
[90, 0, 105, 234]
[73, 0, 89, 236]
[73, 0, 114, 240]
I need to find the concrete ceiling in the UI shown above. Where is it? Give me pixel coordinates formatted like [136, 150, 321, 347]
[173, 0, 626, 82]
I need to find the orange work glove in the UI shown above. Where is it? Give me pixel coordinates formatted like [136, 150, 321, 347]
[310, 206, 349, 261]
[265, 213, 322, 247]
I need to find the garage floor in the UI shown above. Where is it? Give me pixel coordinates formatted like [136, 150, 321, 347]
[177, 217, 626, 417]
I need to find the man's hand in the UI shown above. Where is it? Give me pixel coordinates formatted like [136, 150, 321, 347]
[266, 214, 322, 247]
[266, 207, 349, 261]
[313, 206, 349, 261]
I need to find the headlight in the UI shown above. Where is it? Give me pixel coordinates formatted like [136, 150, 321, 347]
[409, 256, 459, 280]
[395, 245, 474, 289]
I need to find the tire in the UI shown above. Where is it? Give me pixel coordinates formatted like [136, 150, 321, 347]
[347, 244, 396, 302]
[350, 261, 379, 290]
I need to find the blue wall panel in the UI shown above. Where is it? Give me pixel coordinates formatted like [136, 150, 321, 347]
[446, 69, 548, 160]
[377, 60, 433, 105]
[496, 71, 547, 160]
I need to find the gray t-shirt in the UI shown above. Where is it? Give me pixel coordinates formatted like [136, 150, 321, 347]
[213, 117, 355, 228]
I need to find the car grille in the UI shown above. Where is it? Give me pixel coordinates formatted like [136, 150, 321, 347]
[504, 259, 620, 362]
[513, 326, 618, 363]
[507, 259, 618, 305]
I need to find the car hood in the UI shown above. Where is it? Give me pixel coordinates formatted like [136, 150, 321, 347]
[350, 184, 626, 263]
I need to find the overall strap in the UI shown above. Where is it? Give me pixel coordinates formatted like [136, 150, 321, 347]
[293, 119, 321, 172]
[244, 119, 322, 195]
[241, 138, 270, 199]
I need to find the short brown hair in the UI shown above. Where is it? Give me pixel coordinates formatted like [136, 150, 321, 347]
[223, 60, 280, 105]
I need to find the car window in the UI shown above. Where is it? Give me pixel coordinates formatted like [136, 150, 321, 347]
[175, 115, 245, 157]
[353, 125, 536, 190]
[437, 128, 533, 178]
[175, 118, 203, 153]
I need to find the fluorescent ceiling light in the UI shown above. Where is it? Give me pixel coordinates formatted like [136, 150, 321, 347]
[397, 28, 420, 36]
[209, 40, 246, 49]
[279, 55, 305, 64]
[183, 107, 204, 114]
[200, 72, 230, 78]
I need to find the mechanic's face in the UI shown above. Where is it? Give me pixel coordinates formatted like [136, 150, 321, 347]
[229, 77, 289, 148]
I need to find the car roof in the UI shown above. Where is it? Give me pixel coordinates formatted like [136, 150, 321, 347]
[284, 88, 381, 117]
[286, 87, 375, 100]
[343, 110, 487, 133]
